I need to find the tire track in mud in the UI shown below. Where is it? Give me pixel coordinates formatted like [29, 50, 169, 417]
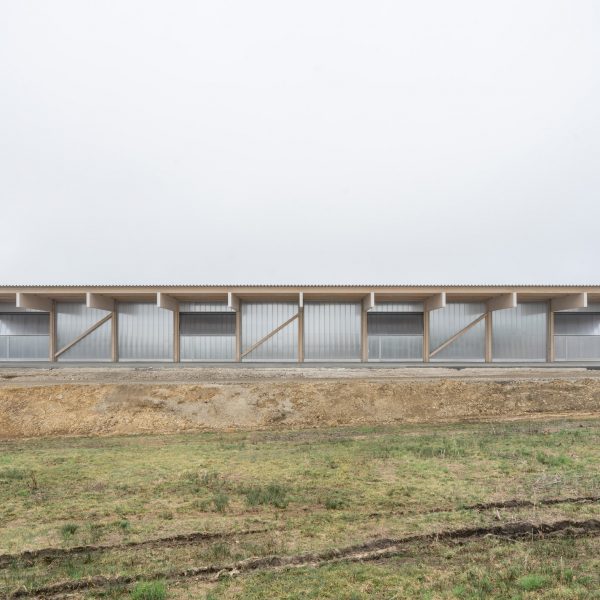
[7, 518, 600, 599]
[368, 494, 600, 518]
[2, 495, 599, 570]
[0, 527, 269, 569]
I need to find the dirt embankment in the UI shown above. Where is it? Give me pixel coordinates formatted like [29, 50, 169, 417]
[1, 372, 600, 438]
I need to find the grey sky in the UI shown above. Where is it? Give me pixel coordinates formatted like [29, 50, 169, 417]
[1, 1, 599, 285]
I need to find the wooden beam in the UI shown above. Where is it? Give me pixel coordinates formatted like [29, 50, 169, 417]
[423, 310, 430, 362]
[173, 308, 180, 363]
[49, 300, 56, 362]
[228, 292, 240, 312]
[54, 313, 113, 359]
[362, 292, 375, 312]
[157, 292, 178, 312]
[429, 312, 487, 358]
[424, 293, 446, 312]
[361, 306, 368, 362]
[86, 293, 114, 311]
[551, 293, 588, 312]
[547, 300, 554, 362]
[241, 313, 299, 359]
[112, 305, 119, 362]
[235, 309, 241, 362]
[487, 293, 517, 312]
[485, 312, 492, 363]
[298, 292, 304, 363]
[16, 293, 52, 312]
[298, 307, 304, 363]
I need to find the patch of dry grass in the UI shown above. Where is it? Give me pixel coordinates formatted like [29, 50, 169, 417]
[0, 419, 599, 598]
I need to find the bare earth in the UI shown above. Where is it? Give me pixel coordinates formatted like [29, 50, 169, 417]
[1, 366, 600, 438]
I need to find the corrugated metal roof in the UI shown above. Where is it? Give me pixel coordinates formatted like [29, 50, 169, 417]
[1, 284, 600, 288]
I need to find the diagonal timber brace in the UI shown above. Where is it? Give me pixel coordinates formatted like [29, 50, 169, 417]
[429, 312, 487, 359]
[241, 313, 299, 359]
[54, 313, 113, 359]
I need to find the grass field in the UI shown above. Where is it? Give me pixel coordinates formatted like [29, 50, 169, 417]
[1, 418, 599, 598]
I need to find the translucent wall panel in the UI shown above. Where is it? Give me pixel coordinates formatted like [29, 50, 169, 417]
[429, 303, 485, 362]
[56, 303, 111, 361]
[241, 302, 298, 361]
[492, 302, 547, 361]
[118, 303, 173, 361]
[304, 302, 361, 361]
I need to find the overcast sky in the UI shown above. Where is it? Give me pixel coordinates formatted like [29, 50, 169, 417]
[1, 1, 599, 285]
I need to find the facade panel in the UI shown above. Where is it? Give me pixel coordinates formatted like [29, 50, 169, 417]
[304, 302, 361, 361]
[180, 313, 235, 361]
[429, 302, 485, 361]
[56, 303, 111, 361]
[554, 311, 600, 360]
[368, 335, 423, 361]
[492, 302, 547, 361]
[118, 303, 173, 361]
[241, 302, 298, 361]
[371, 302, 423, 313]
[367, 313, 423, 361]
[0, 311, 49, 360]
[0, 335, 49, 360]
[179, 302, 233, 312]
[180, 335, 235, 361]
[0, 313, 49, 335]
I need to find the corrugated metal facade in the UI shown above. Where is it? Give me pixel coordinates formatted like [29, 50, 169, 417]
[430, 302, 485, 361]
[371, 302, 423, 312]
[118, 303, 173, 361]
[0, 308, 49, 360]
[492, 302, 547, 361]
[241, 302, 298, 361]
[368, 313, 423, 361]
[179, 302, 233, 312]
[180, 313, 235, 361]
[56, 303, 111, 361]
[559, 302, 600, 313]
[304, 302, 361, 361]
[555, 307, 600, 360]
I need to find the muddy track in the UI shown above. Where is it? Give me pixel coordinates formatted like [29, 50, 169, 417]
[2, 495, 599, 571]
[369, 494, 600, 518]
[0, 527, 269, 570]
[7, 518, 600, 599]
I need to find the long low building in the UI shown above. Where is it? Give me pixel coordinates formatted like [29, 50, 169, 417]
[0, 285, 599, 364]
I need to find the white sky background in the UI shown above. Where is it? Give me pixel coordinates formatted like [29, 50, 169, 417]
[1, 1, 599, 285]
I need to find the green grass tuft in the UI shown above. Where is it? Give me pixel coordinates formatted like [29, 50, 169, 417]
[517, 574, 549, 591]
[536, 452, 572, 467]
[213, 492, 229, 512]
[60, 523, 79, 539]
[242, 483, 289, 509]
[130, 580, 167, 600]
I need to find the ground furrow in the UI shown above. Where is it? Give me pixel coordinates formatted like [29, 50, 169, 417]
[8, 518, 600, 599]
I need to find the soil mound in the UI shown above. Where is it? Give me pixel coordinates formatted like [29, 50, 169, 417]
[1, 374, 599, 438]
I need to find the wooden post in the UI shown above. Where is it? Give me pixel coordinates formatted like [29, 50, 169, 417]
[235, 308, 241, 362]
[485, 311, 492, 363]
[547, 301, 554, 362]
[361, 306, 368, 362]
[173, 307, 180, 363]
[298, 293, 304, 363]
[361, 293, 374, 363]
[423, 310, 430, 363]
[111, 303, 119, 362]
[49, 300, 56, 362]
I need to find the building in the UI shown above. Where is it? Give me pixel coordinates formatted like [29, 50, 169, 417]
[0, 286, 599, 364]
